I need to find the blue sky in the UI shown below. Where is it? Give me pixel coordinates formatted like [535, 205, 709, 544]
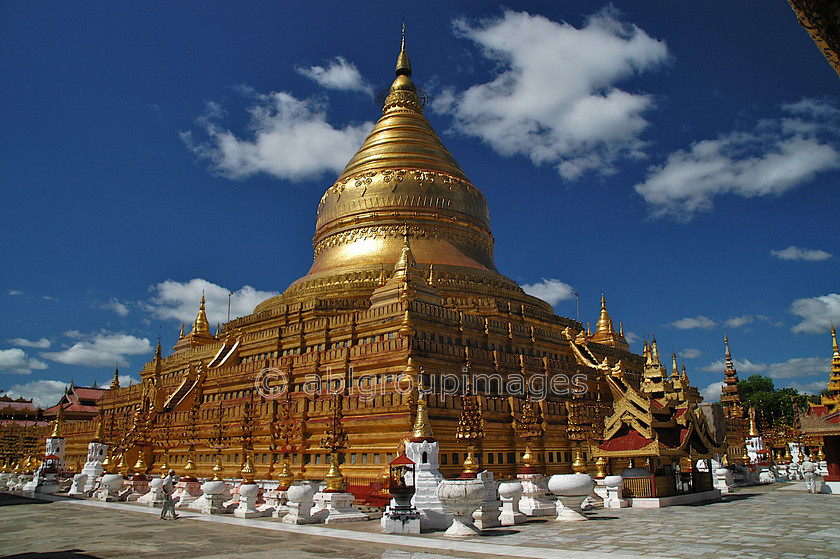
[2, 1, 839, 408]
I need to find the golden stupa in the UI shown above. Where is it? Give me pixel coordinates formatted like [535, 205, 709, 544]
[52, 31, 655, 483]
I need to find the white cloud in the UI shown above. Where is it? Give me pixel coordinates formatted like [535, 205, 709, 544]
[725, 315, 754, 328]
[521, 278, 575, 307]
[679, 348, 702, 359]
[766, 357, 830, 379]
[701, 381, 724, 402]
[3, 379, 69, 408]
[144, 278, 280, 326]
[96, 298, 130, 317]
[296, 57, 372, 95]
[41, 331, 152, 368]
[670, 315, 716, 330]
[702, 357, 766, 374]
[182, 90, 373, 181]
[790, 293, 840, 334]
[785, 379, 829, 395]
[0, 348, 48, 375]
[434, 8, 668, 180]
[623, 331, 641, 345]
[7, 289, 23, 296]
[42, 295, 57, 301]
[117, 374, 139, 386]
[701, 355, 828, 381]
[7, 337, 51, 349]
[635, 98, 840, 220]
[771, 246, 833, 261]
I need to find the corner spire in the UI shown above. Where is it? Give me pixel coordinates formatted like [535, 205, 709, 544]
[192, 293, 210, 336]
[833, 323, 838, 358]
[110, 364, 120, 390]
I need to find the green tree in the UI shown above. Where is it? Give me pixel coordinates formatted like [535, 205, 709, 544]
[738, 375, 810, 429]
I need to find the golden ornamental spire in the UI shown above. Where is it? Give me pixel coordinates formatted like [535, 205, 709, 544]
[93, 414, 104, 442]
[51, 405, 64, 438]
[396, 23, 411, 76]
[651, 337, 661, 365]
[671, 352, 679, 378]
[410, 376, 435, 442]
[191, 293, 211, 336]
[748, 407, 759, 437]
[110, 364, 120, 390]
[179, 322, 185, 338]
[833, 323, 838, 357]
[595, 293, 615, 335]
[393, 232, 419, 280]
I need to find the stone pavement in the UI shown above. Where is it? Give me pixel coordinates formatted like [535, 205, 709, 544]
[1, 482, 838, 559]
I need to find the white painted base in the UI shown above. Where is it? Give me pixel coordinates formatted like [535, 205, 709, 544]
[517, 473, 555, 517]
[174, 480, 203, 509]
[312, 491, 368, 523]
[381, 505, 421, 535]
[820, 480, 840, 494]
[629, 489, 722, 508]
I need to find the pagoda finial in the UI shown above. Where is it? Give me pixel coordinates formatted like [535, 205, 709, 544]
[832, 323, 838, 357]
[396, 23, 411, 76]
[110, 364, 120, 390]
[179, 322, 185, 339]
[671, 352, 679, 378]
[155, 338, 162, 360]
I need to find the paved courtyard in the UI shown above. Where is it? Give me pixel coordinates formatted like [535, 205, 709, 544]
[1, 482, 838, 559]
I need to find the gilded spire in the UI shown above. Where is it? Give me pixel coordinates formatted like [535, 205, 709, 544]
[833, 323, 838, 357]
[410, 376, 435, 442]
[749, 406, 759, 437]
[595, 293, 615, 335]
[396, 23, 411, 76]
[393, 232, 419, 280]
[179, 322, 185, 339]
[671, 352, 679, 378]
[110, 364, 120, 390]
[191, 294, 211, 336]
[155, 338, 162, 361]
[650, 337, 660, 365]
[93, 414, 104, 442]
[51, 405, 63, 438]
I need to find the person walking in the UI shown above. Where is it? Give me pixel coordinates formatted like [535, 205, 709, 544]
[160, 469, 178, 520]
[802, 457, 818, 493]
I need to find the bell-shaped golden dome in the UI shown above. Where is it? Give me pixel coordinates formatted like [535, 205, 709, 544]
[258, 30, 549, 313]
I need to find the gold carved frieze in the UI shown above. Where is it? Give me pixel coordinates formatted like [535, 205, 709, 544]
[316, 169, 484, 222]
[311, 221, 494, 260]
